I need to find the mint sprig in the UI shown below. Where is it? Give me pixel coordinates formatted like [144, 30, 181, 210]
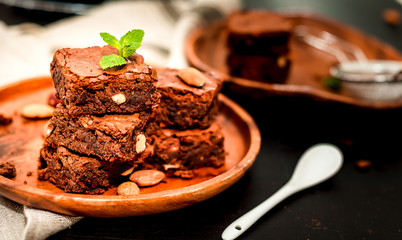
[99, 29, 144, 70]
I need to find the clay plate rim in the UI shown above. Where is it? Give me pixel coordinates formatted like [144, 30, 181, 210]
[0, 76, 261, 217]
[185, 11, 402, 109]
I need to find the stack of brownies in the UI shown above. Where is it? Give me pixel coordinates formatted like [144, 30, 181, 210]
[39, 45, 160, 194]
[226, 10, 293, 83]
[39, 45, 225, 194]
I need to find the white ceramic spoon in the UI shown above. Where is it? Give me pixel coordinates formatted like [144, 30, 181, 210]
[221, 143, 343, 240]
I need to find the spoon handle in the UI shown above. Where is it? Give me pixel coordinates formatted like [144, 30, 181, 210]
[221, 183, 297, 240]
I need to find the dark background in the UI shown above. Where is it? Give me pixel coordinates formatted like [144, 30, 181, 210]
[1, 0, 402, 239]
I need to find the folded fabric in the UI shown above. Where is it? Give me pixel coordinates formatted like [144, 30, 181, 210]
[0, 196, 82, 240]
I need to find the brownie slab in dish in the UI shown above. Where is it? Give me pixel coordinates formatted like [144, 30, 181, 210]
[143, 122, 225, 178]
[44, 104, 150, 163]
[151, 68, 223, 130]
[51, 45, 160, 116]
[39, 146, 130, 194]
[226, 10, 293, 83]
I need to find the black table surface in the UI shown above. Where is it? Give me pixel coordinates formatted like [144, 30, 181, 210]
[1, 0, 402, 239]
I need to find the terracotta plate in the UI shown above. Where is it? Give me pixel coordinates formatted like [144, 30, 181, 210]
[0, 77, 261, 217]
[186, 11, 402, 109]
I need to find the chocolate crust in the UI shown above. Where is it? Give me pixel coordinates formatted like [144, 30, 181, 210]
[227, 10, 292, 36]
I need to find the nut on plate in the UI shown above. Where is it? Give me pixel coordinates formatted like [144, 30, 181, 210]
[177, 67, 206, 87]
[117, 181, 140, 196]
[21, 103, 54, 119]
[129, 170, 166, 187]
[120, 167, 135, 176]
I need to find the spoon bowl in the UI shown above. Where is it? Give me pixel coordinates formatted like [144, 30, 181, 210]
[221, 143, 343, 240]
[288, 143, 343, 189]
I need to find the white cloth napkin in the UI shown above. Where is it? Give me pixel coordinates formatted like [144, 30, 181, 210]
[0, 196, 81, 240]
[0, 0, 241, 239]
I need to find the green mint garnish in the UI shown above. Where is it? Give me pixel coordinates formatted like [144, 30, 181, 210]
[99, 29, 144, 70]
[323, 76, 341, 92]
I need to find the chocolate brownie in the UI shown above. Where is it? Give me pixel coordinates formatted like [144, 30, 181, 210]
[143, 122, 225, 178]
[226, 10, 293, 83]
[150, 68, 223, 130]
[39, 146, 132, 194]
[51, 45, 160, 116]
[0, 162, 16, 179]
[44, 104, 150, 163]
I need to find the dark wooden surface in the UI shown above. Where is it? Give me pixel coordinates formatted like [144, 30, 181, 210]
[1, 0, 402, 239]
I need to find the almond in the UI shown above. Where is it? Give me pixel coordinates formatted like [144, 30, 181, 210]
[112, 93, 126, 105]
[177, 67, 206, 87]
[45, 122, 55, 137]
[120, 166, 135, 176]
[117, 181, 140, 196]
[129, 170, 166, 187]
[277, 56, 287, 68]
[135, 134, 146, 153]
[22, 103, 54, 119]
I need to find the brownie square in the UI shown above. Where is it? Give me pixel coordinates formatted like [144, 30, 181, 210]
[39, 146, 130, 194]
[150, 68, 223, 130]
[226, 10, 293, 83]
[44, 104, 150, 163]
[143, 122, 225, 177]
[51, 45, 160, 116]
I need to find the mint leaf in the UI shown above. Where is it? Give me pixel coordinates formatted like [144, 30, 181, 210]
[99, 29, 144, 70]
[121, 43, 141, 58]
[119, 29, 144, 57]
[99, 32, 120, 50]
[99, 54, 126, 69]
[323, 76, 341, 92]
